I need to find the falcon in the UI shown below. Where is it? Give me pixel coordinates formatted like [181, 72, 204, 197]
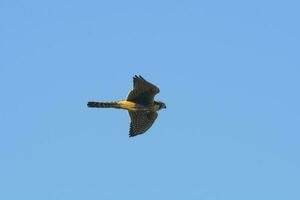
[87, 75, 166, 137]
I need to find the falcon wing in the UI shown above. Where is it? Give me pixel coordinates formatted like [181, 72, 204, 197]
[128, 111, 158, 137]
[126, 75, 160, 106]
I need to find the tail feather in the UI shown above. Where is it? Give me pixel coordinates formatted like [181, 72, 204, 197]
[87, 101, 118, 108]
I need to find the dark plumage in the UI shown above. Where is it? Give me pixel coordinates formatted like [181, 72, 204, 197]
[87, 75, 166, 137]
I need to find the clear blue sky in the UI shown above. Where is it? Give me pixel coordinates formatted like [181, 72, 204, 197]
[1, 0, 299, 199]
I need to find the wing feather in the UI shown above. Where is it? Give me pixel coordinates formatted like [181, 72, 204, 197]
[126, 75, 160, 106]
[128, 111, 158, 137]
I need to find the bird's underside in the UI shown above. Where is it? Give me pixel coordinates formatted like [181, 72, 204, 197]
[87, 75, 166, 137]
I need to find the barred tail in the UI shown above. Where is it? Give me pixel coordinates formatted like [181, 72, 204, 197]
[87, 101, 119, 108]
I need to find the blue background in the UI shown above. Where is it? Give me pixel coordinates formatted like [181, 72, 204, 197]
[1, 0, 299, 199]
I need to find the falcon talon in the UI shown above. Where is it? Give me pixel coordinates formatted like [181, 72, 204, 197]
[87, 75, 166, 137]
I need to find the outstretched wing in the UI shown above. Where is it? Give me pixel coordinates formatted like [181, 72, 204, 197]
[128, 111, 158, 137]
[126, 75, 160, 106]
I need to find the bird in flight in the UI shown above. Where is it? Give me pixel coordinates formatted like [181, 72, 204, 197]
[87, 75, 166, 137]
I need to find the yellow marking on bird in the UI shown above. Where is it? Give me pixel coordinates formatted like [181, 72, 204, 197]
[117, 101, 138, 111]
[154, 104, 160, 111]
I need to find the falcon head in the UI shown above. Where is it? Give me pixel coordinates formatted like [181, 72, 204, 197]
[155, 101, 167, 110]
